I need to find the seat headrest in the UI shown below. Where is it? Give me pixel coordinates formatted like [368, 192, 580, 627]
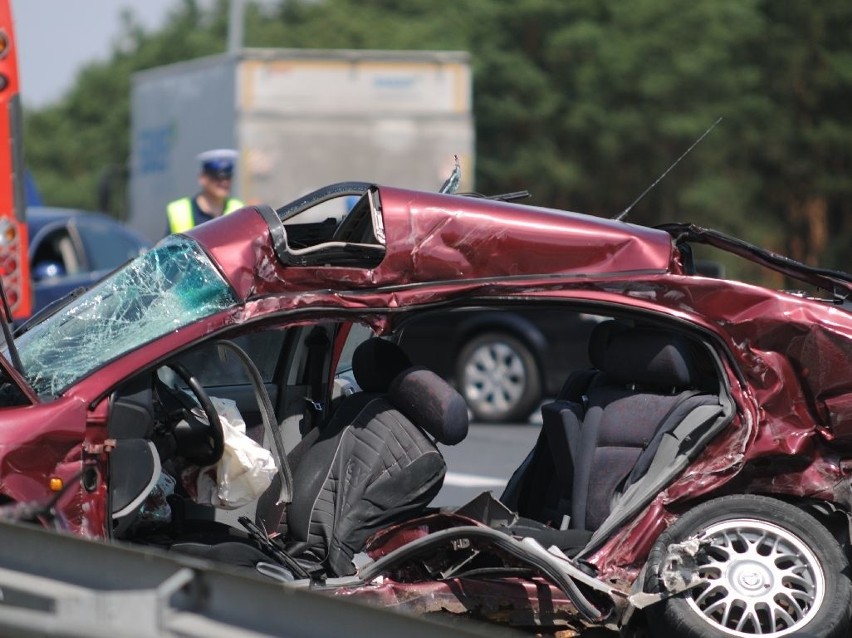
[589, 320, 699, 388]
[388, 367, 469, 446]
[352, 338, 413, 392]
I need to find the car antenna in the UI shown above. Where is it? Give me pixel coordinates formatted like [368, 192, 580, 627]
[439, 155, 461, 194]
[613, 117, 722, 222]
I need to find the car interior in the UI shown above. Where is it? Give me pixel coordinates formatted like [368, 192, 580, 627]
[499, 319, 731, 558]
[104, 300, 734, 587]
[262, 182, 386, 268]
[31, 226, 80, 278]
[93, 177, 736, 585]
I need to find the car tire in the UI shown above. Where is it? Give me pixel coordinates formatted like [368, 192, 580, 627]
[645, 494, 852, 638]
[456, 332, 541, 423]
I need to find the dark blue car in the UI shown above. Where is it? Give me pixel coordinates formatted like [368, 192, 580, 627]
[28, 207, 150, 313]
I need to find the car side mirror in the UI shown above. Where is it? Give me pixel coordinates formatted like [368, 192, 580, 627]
[32, 261, 66, 282]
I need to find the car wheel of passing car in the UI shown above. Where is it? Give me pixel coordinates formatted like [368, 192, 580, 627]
[456, 332, 541, 423]
[645, 494, 852, 638]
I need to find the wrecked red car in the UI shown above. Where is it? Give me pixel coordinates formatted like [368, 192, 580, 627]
[1, 180, 851, 637]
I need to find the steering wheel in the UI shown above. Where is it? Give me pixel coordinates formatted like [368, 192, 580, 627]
[155, 362, 225, 466]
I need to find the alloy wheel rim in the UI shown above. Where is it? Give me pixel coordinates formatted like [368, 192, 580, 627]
[463, 341, 526, 417]
[685, 519, 825, 637]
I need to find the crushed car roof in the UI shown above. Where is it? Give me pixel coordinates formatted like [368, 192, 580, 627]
[190, 184, 676, 299]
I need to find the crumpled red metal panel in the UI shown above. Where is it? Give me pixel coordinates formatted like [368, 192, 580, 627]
[187, 207, 274, 300]
[191, 189, 675, 296]
[582, 276, 852, 583]
[333, 576, 589, 631]
[377, 187, 674, 284]
[683, 283, 852, 447]
[0, 395, 98, 536]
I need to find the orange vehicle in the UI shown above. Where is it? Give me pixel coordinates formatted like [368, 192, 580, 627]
[0, 0, 29, 321]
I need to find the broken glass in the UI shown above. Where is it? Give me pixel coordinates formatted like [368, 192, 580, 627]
[11, 236, 238, 398]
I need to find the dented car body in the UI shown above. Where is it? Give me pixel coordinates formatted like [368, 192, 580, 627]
[1, 181, 852, 636]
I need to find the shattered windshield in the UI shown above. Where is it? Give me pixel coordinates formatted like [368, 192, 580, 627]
[11, 236, 238, 398]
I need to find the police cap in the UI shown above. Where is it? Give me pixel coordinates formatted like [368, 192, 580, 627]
[198, 149, 238, 179]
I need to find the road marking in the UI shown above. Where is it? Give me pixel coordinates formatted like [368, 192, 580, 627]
[444, 471, 506, 488]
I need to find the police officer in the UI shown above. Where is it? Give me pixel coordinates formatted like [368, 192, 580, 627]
[165, 149, 245, 235]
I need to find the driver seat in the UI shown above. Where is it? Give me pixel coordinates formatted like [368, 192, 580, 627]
[281, 337, 469, 576]
[172, 338, 469, 577]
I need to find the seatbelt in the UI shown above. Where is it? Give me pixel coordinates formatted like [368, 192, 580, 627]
[214, 340, 293, 504]
[623, 390, 703, 488]
[301, 327, 330, 436]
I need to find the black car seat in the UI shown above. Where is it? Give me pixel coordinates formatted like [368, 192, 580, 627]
[501, 320, 723, 543]
[280, 337, 469, 576]
[172, 338, 469, 578]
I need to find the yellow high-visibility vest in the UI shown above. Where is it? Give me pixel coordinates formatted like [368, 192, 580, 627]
[166, 197, 245, 234]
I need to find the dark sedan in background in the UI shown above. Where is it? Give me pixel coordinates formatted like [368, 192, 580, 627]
[27, 207, 150, 313]
[398, 307, 602, 422]
[398, 262, 723, 423]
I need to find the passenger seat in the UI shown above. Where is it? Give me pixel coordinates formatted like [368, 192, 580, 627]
[501, 320, 722, 537]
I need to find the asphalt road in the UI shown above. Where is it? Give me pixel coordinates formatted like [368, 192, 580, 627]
[433, 414, 542, 508]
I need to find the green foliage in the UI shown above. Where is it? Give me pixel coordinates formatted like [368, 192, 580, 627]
[23, 0, 227, 213]
[21, 0, 852, 274]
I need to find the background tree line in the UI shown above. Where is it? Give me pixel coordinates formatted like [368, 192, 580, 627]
[23, 0, 852, 276]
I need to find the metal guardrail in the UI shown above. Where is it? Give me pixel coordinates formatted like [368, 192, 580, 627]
[0, 520, 501, 638]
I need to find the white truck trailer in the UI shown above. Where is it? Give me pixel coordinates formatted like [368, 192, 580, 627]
[128, 48, 474, 242]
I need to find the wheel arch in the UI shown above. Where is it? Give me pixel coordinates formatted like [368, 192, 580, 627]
[668, 492, 851, 543]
